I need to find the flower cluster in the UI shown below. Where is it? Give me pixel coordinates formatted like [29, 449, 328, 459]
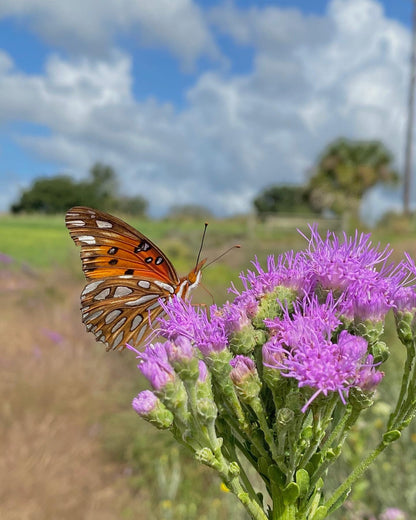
[130, 226, 416, 520]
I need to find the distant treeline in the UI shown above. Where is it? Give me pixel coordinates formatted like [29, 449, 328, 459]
[11, 138, 399, 222]
[11, 163, 148, 216]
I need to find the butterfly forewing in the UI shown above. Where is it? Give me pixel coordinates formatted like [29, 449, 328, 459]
[66, 206, 180, 350]
[66, 206, 179, 284]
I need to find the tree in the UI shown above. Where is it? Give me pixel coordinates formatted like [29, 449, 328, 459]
[253, 185, 316, 218]
[11, 175, 86, 214]
[305, 138, 399, 220]
[11, 163, 148, 215]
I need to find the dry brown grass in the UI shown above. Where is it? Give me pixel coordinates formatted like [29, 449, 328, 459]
[0, 267, 148, 520]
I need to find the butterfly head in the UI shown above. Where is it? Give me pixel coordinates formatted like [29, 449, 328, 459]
[177, 258, 206, 299]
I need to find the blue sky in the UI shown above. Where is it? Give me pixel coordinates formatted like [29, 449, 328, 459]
[0, 0, 414, 220]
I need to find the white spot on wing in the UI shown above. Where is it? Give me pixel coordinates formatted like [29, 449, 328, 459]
[94, 288, 111, 300]
[154, 280, 175, 294]
[67, 220, 86, 227]
[88, 310, 104, 321]
[105, 309, 122, 324]
[111, 317, 127, 333]
[136, 325, 148, 342]
[125, 294, 158, 306]
[138, 280, 151, 289]
[78, 235, 96, 245]
[96, 220, 113, 229]
[147, 301, 161, 312]
[112, 331, 124, 349]
[131, 314, 143, 331]
[82, 280, 104, 296]
[114, 286, 133, 297]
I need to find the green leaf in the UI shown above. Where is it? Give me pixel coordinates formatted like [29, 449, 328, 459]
[283, 482, 299, 504]
[383, 430, 401, 444]
[268, 465, 286, 487]
[295, 469, 310, 498]
[310, 506, 328, 520]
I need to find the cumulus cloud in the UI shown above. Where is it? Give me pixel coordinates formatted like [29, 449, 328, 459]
[0, 0, 219, 68]
[0, 0, 412, 218]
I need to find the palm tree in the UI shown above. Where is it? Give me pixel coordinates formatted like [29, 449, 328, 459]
[306, 138, 399, 224]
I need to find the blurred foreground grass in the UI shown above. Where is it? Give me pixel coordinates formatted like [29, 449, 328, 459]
[2, 212, 416, 519]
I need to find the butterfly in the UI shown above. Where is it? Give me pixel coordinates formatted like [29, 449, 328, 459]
[66, 206, 206, 351]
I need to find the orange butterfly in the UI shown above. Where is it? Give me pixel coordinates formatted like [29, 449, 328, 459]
[66, 206, 206, 351]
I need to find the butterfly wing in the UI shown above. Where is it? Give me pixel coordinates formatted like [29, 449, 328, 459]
[66, 206, 179, 283]
[80, 276, 174, 350]
[66, 206, 179, 350]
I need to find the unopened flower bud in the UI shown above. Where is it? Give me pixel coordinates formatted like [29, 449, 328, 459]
[166, 336, 200, 381]
[132, 390, 174, 429]
[230, 355, 261, 401]
[276, 408, 294, 428]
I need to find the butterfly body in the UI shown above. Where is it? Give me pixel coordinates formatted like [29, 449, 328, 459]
[66, 206, 205, 351]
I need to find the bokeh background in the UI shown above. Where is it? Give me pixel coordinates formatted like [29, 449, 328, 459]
[2, 1, 416, 519]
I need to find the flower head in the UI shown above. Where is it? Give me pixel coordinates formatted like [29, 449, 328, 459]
[264, 295, 373, 410]
[132, 390, 174, 429]
[158, 297, 227, 357]
[132, 390, 158, 415]
[139, 342, 175, 390]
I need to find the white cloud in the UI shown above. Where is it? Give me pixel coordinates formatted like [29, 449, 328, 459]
[0, 0, 413, 219]
[0, 0, 219, 68]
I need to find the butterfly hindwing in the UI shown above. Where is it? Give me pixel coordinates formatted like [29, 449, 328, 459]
[80, 276, 175, 350]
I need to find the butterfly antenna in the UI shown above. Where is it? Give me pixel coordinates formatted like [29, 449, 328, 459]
[203, 245, 241, 269]
[200, 283, 215, 304]
[195, 222, 208, 270]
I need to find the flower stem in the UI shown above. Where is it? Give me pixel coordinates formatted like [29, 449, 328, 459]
[323, 440, 387, 514]
[388, 339, 416, 430]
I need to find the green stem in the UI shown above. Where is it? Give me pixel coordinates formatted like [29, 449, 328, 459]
[250, 396, 281, 467]
[388, 339, 416, 430]
[227, 442, 262, 507]
[271, 483, 297, 520]
[299, 396, 338, 469]
[323, 440, 387, 514]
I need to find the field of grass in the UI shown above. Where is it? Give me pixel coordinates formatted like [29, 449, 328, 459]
[2, 212, 416, 519]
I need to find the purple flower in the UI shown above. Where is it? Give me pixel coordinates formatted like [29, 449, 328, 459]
[165, 335, 194, 364]
[132, 390, 158, 416]
[158, 297, 227, 357]
[265, 294, 342, 347]
[356, 355, 384, 392]
[393, 253, 416, 312]
[0, 253, 13, 264]
[220, 301, 251, 336]
[43, 329, 64, 344]
[158, 297, 200, 340]
[229, 355, 256, 385]
[264, 296, 371, 411]
[138, 342, 175, 390]
[235, 251, 309, 300]
[380, 508, 407, 520]
[198, 360, 208, 382]
[304, 226, 392, 291]
[302, 226, 408, 321]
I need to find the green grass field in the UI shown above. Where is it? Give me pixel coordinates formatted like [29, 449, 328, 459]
[2, 212, 416, 520]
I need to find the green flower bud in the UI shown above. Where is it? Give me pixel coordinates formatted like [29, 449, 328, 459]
[253, 286, 297, 327]
[276, 408, 294, 428]
[229, 325, 267, 355]
[230, 355, 261, 402]
[395, 310, 416, 345]
[196, 397, 218, 423]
